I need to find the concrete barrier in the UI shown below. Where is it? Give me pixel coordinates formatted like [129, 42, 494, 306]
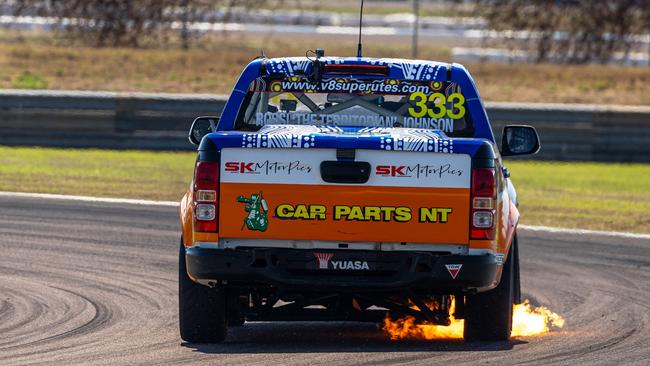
[0, 90, 225, 150]
[1, 89, 649, 162]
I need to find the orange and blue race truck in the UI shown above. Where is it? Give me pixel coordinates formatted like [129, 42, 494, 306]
[178, 52, 540, 343]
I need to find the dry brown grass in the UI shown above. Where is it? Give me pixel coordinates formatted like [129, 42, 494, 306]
[470, 63, 650, 105]
[1, 32, 649, 105]
[0, 33, 449, 94]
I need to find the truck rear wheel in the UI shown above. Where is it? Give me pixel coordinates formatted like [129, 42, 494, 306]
[226, 294, 245, 327]
[463, 237, 516, 341]
[178, 240, 227, 343]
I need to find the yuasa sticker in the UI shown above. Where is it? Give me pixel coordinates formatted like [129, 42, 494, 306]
[445, 264, 463, 279]
[313, 253, 370, 270]
[331, 260, 370, 270]
[314, 253, 334, 269]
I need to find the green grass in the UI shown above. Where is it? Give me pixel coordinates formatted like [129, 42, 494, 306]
[506, 161, 650, 233]
[13, 71, 48, 89]
[0, 147, 648, 233]
[0, 147, 194, 201]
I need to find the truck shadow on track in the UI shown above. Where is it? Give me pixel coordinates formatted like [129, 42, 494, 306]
[182, 322, 527, 354]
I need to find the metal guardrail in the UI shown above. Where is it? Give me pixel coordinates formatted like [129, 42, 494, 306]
[487, 102, 650, 162]
[1, 89, 649, 162]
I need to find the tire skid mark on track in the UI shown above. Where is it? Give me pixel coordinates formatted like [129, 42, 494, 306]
[522, 326, 639, 365]
[20, 287, 113, 346]
[0, 288, 49, 346]
[0, 290, 110, 362]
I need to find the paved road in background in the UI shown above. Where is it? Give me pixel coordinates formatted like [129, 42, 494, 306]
[1, 195, 648, 365]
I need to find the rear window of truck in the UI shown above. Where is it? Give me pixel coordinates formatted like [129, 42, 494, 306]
[235, 76, 475, 137]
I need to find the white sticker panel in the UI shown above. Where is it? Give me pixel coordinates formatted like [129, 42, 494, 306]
[220, 148, 470, 188]
[358, 149, 470, 188]
[221, 148, 332, 185]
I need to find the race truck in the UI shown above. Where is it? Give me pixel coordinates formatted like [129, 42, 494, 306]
[178, 52, 540, 343]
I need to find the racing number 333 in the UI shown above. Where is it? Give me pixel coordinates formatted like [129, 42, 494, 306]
[408, 92, 465, 119]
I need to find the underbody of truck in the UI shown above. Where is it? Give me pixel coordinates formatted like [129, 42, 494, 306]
[186, 245, 501, 325]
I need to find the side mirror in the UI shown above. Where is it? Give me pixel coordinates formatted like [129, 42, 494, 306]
[188, 116, 220, 145]
[501, 125, 540, 156]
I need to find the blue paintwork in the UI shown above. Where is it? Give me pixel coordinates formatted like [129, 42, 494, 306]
[208, 56, 495, 157]
[205, 125, 486, 156]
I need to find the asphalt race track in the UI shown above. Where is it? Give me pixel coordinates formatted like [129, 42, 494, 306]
[1, 195, 649, 365]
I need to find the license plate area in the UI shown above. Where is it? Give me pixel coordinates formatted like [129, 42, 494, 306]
[280, 250, 409, 273]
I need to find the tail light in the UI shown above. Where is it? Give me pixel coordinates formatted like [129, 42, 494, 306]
[193, 161, 219, 232]
[470, 168, 496, 240]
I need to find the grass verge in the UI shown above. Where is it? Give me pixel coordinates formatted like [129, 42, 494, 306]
[506, 161, 650, 233]
[0, 147, 194, 201]
[0, 146, 648, 233]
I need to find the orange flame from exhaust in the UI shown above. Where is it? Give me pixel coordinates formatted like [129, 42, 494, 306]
[383, 298, 564, 340]
[511, 300, 565, 337]
[383, 299, 464, 340]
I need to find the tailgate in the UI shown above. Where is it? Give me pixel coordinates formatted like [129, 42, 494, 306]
[218, 148, 470, 245]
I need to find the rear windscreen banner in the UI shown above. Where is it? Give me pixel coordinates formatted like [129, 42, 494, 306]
[249, 77, 468, 132]
[266, 77, 447, 95]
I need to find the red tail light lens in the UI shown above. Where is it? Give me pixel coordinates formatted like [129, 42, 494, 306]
[193, 161, 219, 232]
[194, 161, 219, 191]
[471, 167, 496, 240]
[472, 168, 495, 197]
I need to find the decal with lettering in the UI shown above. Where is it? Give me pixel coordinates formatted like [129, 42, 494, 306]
[267, 77, 446, 95]
[221, 148, 471, 188]
[254, 112, 455, 132]
[274, 203, 453, 224]
[407, 92, 466, 119]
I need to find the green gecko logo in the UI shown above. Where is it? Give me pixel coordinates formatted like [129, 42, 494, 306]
[236, 192, 269, 232]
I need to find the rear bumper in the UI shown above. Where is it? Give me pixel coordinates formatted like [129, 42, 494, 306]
[185, 247, 499, 293]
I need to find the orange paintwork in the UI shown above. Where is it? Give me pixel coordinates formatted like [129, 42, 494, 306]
[496, 190, 519, 259]
[180, 190, 193, 246]
[505, 200, 519, 250]
[219, 183, 470, 244]
[194, 232, 219, 242]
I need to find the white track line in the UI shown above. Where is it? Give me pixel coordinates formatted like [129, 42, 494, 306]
[1, 191, 649, 240]
[518, 224, 650, 240]
[0, 191, 179, 207]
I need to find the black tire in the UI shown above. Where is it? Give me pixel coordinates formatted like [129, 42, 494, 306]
[226, 294, 245, 327]
[463, 237, 515, 341]
[179, 240, 227, 343]
[513, 236, 521, 305]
